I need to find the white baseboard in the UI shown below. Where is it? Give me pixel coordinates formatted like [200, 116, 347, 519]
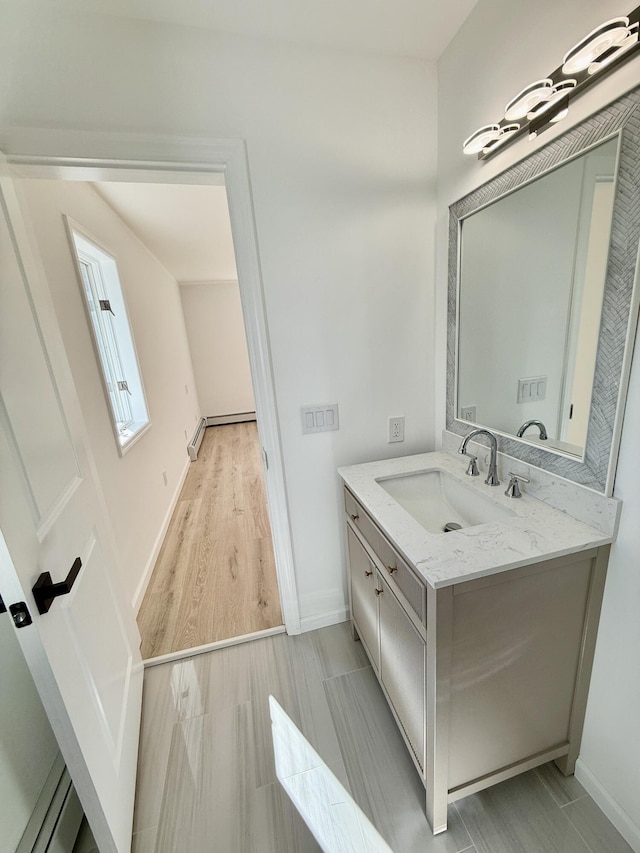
[206, 411, 256, 426]
[575, 758, 640, 852]
[299, 606, 350, 634]
[132, 457, 191, 614]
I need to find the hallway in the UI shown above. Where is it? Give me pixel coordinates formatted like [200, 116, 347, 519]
[137, 423, 282, 659]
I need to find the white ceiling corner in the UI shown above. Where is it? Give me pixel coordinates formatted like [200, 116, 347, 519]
[93, 182, 238, 283]
[21, 0, 478, 61]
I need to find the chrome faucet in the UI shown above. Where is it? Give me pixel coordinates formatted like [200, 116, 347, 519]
[517, 419, 548, 440]
[459, 428, 500, 486]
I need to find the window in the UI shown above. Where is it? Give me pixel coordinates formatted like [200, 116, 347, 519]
[67, 220, 150, 453]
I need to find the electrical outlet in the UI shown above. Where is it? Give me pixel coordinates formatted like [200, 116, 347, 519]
[460, 405, 477, 422]
[388, 416, 405, 443]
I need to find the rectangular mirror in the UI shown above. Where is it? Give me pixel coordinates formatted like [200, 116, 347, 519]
[447, 86, 640, 494]
[458, 136, 618, 459]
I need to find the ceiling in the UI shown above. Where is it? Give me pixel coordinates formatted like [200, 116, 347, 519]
[94, 182, 238, 283]
[19, 0, 478, 61]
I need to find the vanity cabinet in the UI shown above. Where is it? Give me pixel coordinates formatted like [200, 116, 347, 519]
[345, 498, 426, 776]
[343, 485, 609, 835]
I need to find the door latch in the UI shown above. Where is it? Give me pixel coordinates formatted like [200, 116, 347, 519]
[32, 557, 82, 615]
[9, 602, 32, 628]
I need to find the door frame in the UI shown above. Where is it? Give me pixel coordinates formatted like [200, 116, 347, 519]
[0, 127, 301, 635]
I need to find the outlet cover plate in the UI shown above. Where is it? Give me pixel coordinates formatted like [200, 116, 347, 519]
[460, 405, 477, 422]
[388, 416, 405, 443]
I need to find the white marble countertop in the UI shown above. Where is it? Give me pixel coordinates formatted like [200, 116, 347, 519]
[338, 452, 615, 589]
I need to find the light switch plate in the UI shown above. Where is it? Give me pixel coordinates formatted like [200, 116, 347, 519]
[517, 376, 547, 403]
[301, 403, 339, 434]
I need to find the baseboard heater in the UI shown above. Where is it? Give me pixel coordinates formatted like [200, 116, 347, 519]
[188, 417, 207, 461]
[206, 411, 256, 427]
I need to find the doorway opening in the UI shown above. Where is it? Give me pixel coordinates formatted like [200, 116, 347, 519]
[81, 179, 286, 660]
[7, 134, 300, 665]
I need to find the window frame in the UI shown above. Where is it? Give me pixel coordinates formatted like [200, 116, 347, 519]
[65, 217, 151, 455]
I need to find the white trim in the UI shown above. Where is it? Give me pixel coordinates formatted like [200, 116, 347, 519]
[575, 758, 640, 852]
[143, 625, 286, 667]
[0, 127, 301, 635]
[299, 606, 350, 634]
[225, 140, 301, 633]
[133, 456, 190, 613]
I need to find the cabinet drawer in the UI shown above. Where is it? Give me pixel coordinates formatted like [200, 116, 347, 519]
[377, 535, 426, 625]
[344, 489, 379, 552]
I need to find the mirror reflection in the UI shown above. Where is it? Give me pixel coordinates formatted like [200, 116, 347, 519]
[457, 136, 619, 458]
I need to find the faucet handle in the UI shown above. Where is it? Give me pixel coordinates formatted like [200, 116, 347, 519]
[505, 472, 530, 498]
[465, 455, 479, 477]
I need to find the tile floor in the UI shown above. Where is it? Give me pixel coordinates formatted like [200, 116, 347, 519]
[129, 622, 632, 853]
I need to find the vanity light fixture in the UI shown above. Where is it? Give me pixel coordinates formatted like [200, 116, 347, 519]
[482, 123, 520, 154]
[505, 79, 553, 120]
[463, 4, 640, 159]
[562, 17, 636, 75]
[462, 124, 501, 155]
[526, 80, 577, 120]
[588, 23, 639, 74]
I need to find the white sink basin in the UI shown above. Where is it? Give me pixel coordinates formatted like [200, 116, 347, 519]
[376, 469, 515, 534]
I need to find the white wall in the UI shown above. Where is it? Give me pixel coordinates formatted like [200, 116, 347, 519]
[180, 282, 255, 418]
[0, 4, 437, 625]
[16, 179, 201, 605]
[437, 1, 640, 847]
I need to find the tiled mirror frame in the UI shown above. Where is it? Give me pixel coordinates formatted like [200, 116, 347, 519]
[447, 85, 640, 495]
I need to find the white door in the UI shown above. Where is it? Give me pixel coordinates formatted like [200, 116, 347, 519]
[0, 163, 143, 853]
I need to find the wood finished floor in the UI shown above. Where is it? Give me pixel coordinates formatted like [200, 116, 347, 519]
[132, 623, 633, 853]
[137, 423, 282, 659]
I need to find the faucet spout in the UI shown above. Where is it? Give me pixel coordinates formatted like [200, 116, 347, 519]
[459, 428, 500, 486]
[517, 420, 548, 440]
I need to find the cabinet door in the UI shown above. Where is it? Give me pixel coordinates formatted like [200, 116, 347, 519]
[347, 526, 379, 671]
[379, 577, 425, 772]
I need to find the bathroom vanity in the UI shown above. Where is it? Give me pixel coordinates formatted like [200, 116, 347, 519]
[339, 450, 617, 834]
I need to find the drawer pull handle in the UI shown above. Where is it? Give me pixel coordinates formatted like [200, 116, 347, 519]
[386, 565, 397, 574]
[350, 513, 359, 521]
[375, 588, 383, 596]
[364, 569, 373, 577]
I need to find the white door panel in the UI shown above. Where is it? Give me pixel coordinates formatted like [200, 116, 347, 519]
[0, 162, 142, 853]
[0, 199, 81, 535]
